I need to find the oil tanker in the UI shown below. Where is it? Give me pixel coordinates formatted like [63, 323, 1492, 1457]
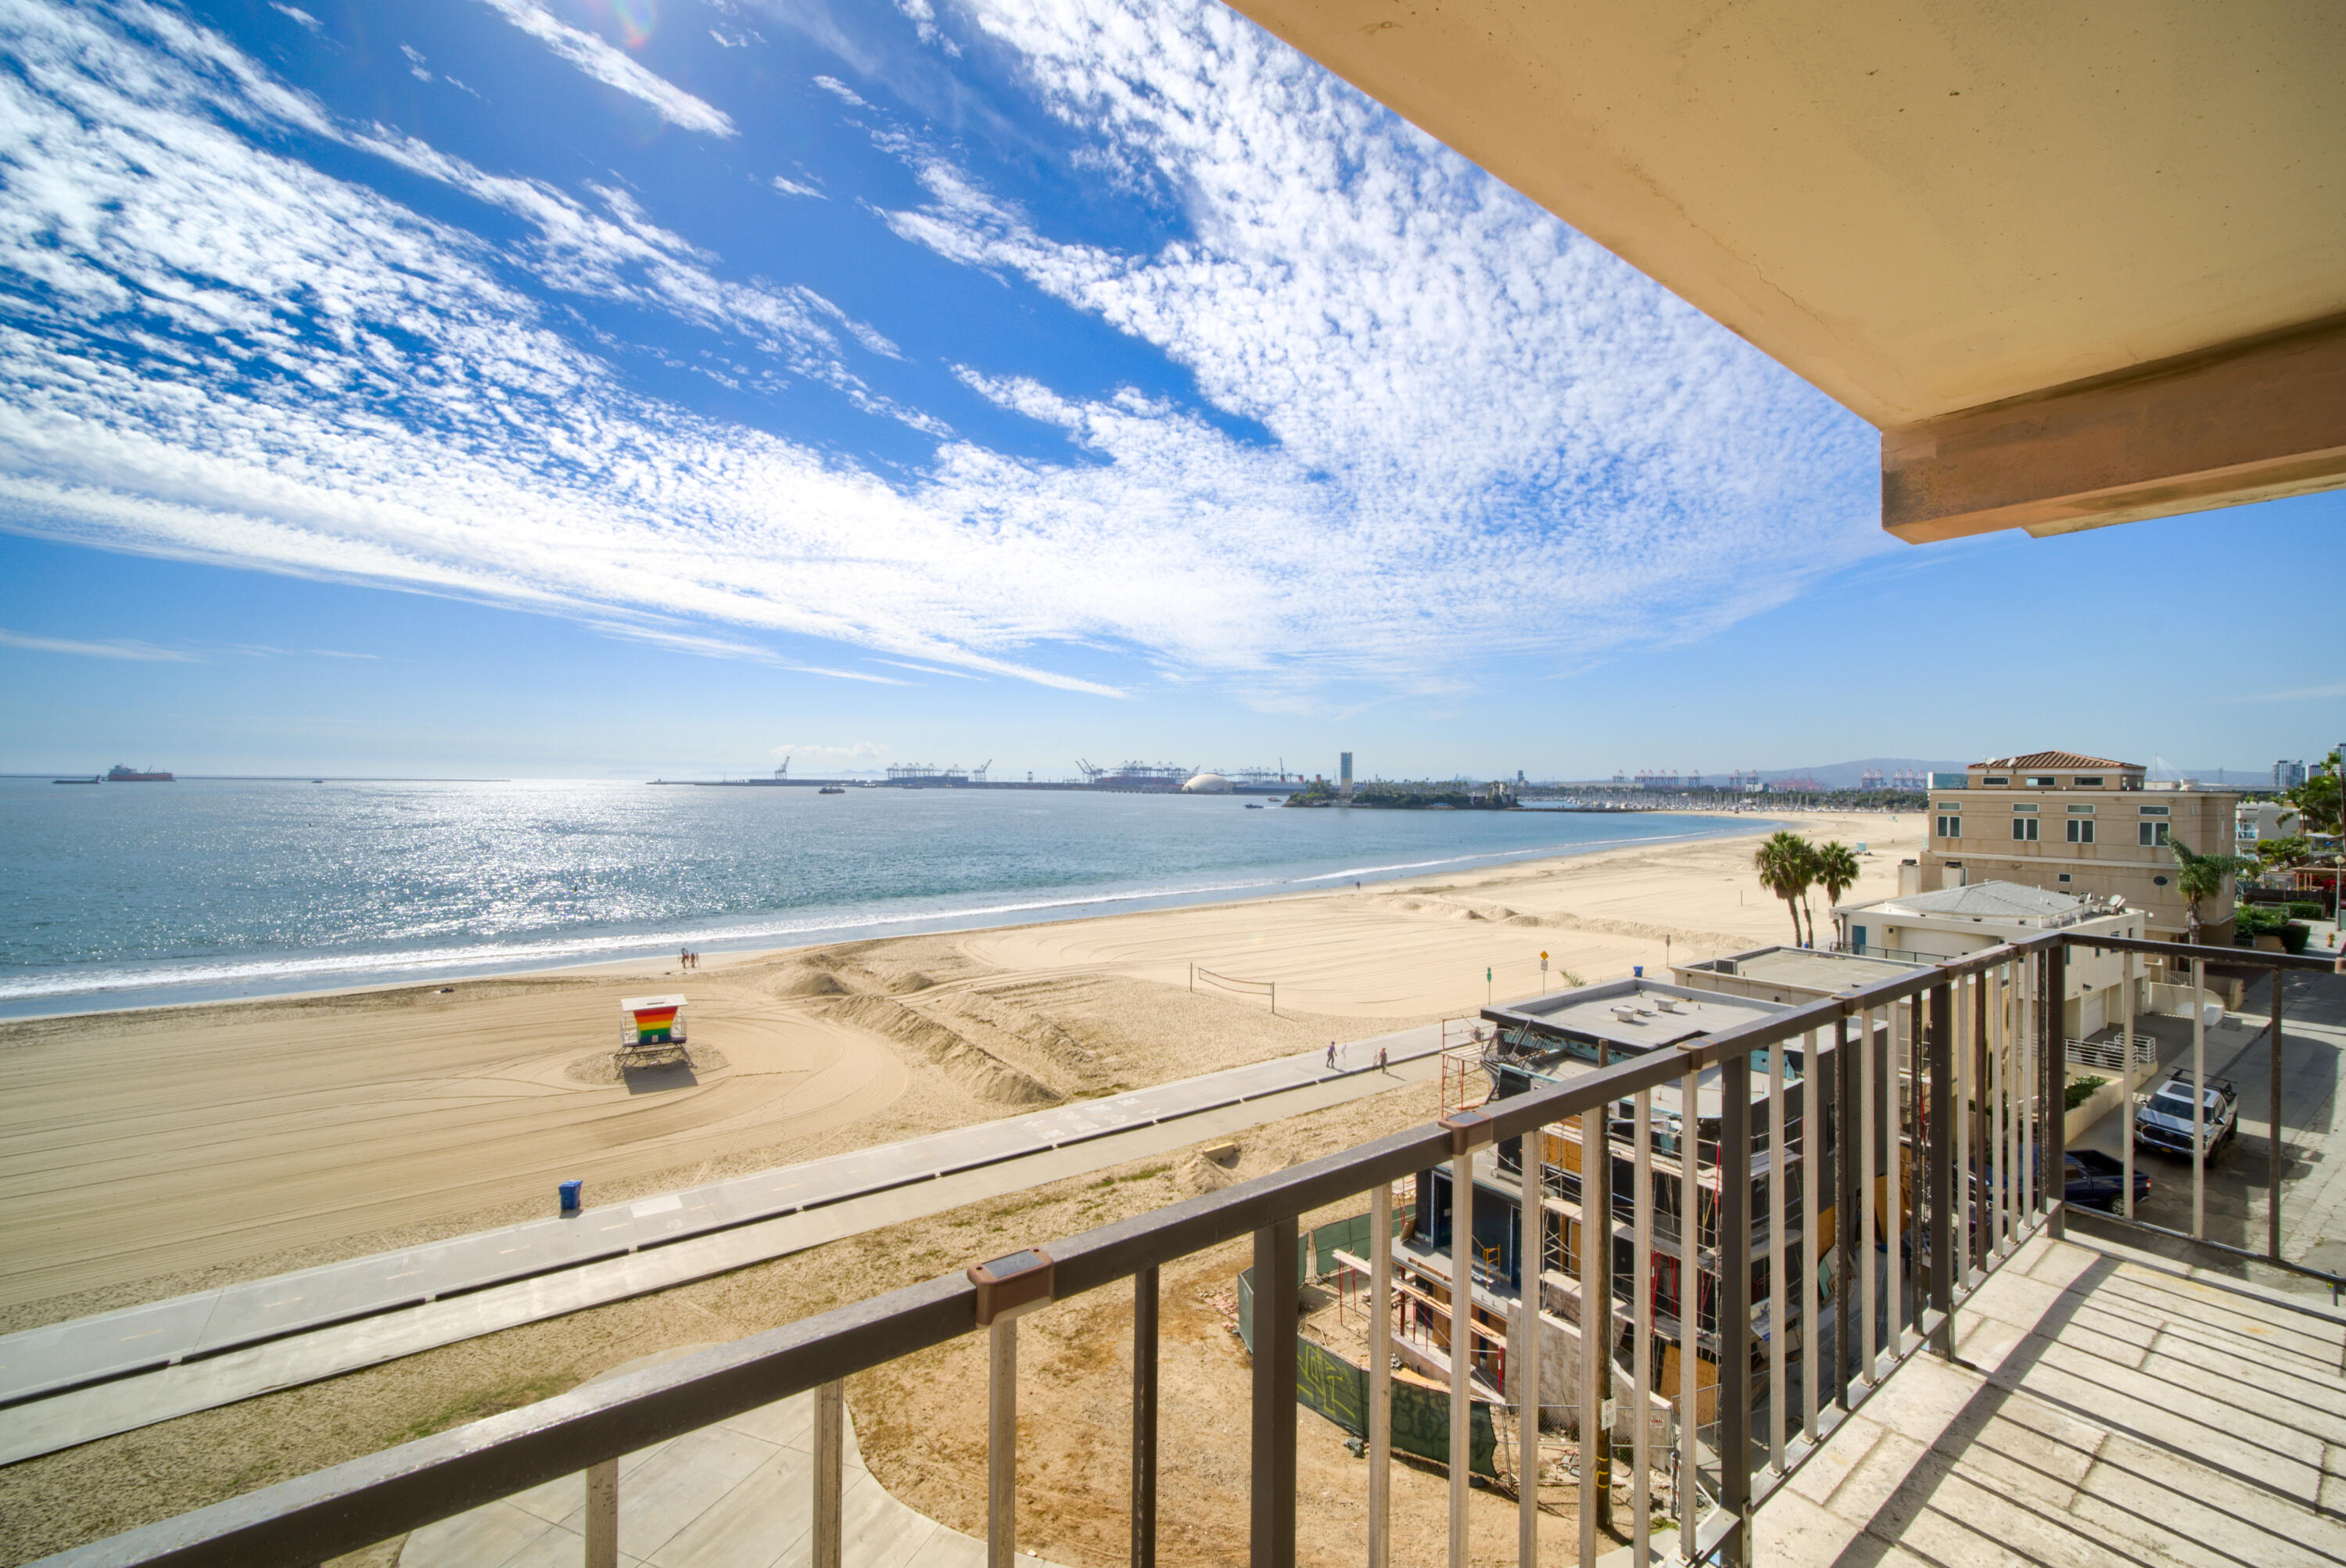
[106, 764, 174, 782]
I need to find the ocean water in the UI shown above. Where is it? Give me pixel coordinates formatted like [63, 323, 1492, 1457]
[0, 779, 1758, 1017]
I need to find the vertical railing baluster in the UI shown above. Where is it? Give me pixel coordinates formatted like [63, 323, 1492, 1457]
[1833, 1013, 1855, 1413]
[1799, 1027, 1819, 1447]
[1579, 1100, 1610, 1566]
[1677, 1063, 1701, 1563]
[990, 1312, 1019, 1568]
[2021, 957, 2037, 1227]
[585, 1459, 618, 1568]
[1369, 1181, 1393, 1568]
[1451, 1147, 1474, 1568]
[1633, 1089, 1653, 1566]
[1970, 972, 1989, 1287]
[2046, 942, 2068, 1242]
[1928, 981, 1955, 1358]
[2191, 954, 2208, 1240]
[1767, 1038, 1786, 1475]
[1519, 1124, 1543, 1567]
[1859, 1006, 1878, 1385]
[2122, 951, 2137, 1222]
[1132, 1266, 1158, 1568]
[1999, 962, 2018, 1258]
[1877, 1004, 1896, 1361]
[2270, 962, 2287, 1262]
[1718, 1053, 1752, 1568]
[815, 1380, 844, 1568]
[1251, 1218, 1298, 1568]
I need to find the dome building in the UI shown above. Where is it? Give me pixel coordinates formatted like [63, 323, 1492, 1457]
[1180, 771, 1235, 795]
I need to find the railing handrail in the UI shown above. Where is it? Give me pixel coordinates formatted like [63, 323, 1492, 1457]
[38, 926, 2318, 1568]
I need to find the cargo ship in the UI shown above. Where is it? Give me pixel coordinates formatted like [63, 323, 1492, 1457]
[106, 764, 174, 782]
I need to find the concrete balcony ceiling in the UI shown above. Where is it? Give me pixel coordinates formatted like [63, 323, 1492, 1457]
[1225, 0, 2346, 541]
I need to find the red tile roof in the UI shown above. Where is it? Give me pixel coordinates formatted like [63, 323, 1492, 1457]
[1971, 751, 2143, 771]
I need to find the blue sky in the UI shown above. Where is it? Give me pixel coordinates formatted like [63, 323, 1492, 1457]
[0, 0, 2338, 780]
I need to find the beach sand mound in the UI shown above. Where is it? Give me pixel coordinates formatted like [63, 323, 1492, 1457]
[816, 995, 1058, 1106]
[561, 1046, 730, 1087]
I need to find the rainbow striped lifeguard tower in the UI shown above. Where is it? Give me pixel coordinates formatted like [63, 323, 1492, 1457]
[619, 994, 687, 1051]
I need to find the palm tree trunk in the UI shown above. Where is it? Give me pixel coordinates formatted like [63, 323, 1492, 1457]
[1782, 897, 1803, 944]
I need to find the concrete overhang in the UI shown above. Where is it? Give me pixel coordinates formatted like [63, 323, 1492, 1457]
[1223, 2, 2346, 541]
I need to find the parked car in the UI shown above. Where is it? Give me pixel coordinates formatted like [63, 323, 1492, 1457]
[1961, 1151, 2153, 1217]
[2064, 1150, 2152, 1211]
[2133, 1071, 2239, 1158]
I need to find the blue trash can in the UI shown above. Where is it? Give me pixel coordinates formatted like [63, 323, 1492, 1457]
[559, 1179, 583, 1215]
[1633, 964, 1644, 978]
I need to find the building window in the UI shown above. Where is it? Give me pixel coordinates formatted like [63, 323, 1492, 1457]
[2140, 821, 2169, 846]
[2013, 816, 2039, 841]
[1982, 776, 2009, 786]
[2074, 776, 2104, 788]
[2058, 873, 2072, 883]
[2067, 817, 2095, 843]
[1936, 814, 1961, 839]
[2027, 775, 2057, 786]
[2139, 805, 2168, 816]
[2153, 874, 2169, 887]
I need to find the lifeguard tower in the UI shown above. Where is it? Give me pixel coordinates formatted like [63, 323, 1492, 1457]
[619, 995, 687, 1053]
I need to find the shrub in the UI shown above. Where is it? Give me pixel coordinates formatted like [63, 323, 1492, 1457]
[2281, 921, 2311, 955]
[2064, 1075, 2110, 1112]
[2287, 901, 2326, 921]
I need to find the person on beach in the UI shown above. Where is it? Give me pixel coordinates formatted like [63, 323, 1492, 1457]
[680, 947, 689, 971]
[1377, 1045, 1388, 1073]
[1326, 1041, 1336, 1070]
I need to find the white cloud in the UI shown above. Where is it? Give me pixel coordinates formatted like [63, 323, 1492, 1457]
[0, 628, 199, 661]
[475, 0, 736, 137]
[812, 74, 870, 108]
[770, 173, 827, 199]
[271, 5, 321, 34]
[0, 0, 1880, 712]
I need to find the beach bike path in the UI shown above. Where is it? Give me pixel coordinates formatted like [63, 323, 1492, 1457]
[0, 1024, 1448, 1462]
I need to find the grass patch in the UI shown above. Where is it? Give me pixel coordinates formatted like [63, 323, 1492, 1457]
[396, 1372, 579, 1444]
[1087, 1165, 1171, 1190]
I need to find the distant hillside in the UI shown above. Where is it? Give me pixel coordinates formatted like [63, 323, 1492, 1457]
[1756, 758, 1967, 790]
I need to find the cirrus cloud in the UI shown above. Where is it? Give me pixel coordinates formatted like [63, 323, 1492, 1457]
[0, 0, 1879, 714]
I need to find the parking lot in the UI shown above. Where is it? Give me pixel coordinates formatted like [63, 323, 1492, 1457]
[2071, 963, 2346, 1290]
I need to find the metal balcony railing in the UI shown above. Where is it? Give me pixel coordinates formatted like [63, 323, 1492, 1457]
[31, 934, 2336, 1568]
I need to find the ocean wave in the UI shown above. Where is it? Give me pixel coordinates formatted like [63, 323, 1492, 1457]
[0, 823, 1735, 1006]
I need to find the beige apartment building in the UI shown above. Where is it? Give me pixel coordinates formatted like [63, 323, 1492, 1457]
[1917, 751, 2239, 945]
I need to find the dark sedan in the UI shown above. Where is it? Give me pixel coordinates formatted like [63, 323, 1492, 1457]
[2064, 1149, 2152, 1211]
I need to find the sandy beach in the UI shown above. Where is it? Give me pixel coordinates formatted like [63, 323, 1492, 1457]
[0, 809, 1916, 1563]
[0, 810, 1915, 1329]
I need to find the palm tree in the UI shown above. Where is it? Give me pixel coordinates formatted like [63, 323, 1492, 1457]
[1753, 831, 1817, 946]
[1813, 841, 1861, 946]
[2169, 835, 2254, 944]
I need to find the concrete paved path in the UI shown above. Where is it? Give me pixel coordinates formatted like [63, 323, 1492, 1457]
[1756, 1230, 2346, 1567]
[394, 1355, 1064, 1568]
[2, 1024, 1450, 1462]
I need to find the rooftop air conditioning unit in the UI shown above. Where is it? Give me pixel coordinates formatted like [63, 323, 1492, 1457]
[1653, 997, 1682, 1013]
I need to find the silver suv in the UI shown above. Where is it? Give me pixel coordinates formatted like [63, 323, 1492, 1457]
[2133, 1071, 2239, 1159]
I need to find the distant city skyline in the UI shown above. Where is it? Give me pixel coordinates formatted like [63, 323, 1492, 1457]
[0, 2, 2338, 776]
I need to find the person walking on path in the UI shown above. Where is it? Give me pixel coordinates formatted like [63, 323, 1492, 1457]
[1377, 1045, 1388, 1073]
[1326, 1041, 1336, 1070]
